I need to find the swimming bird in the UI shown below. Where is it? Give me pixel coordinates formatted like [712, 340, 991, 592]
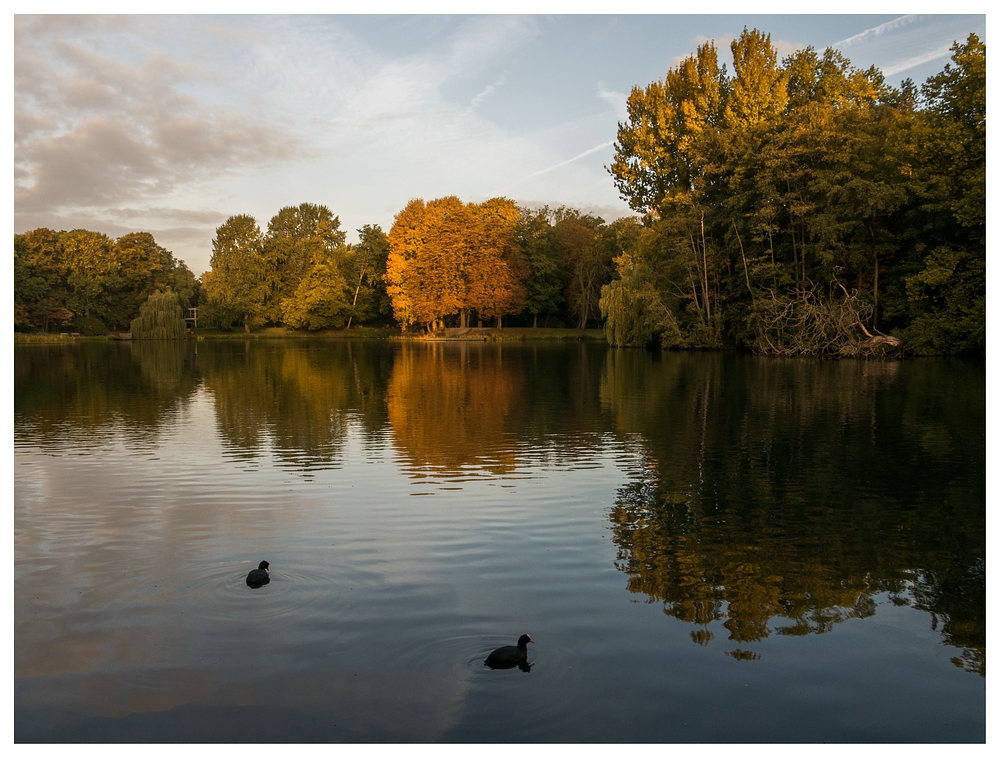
[246, 560, 270, 588]
[485, 634, 533, 669]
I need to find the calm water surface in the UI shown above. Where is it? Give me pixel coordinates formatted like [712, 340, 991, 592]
[14, 340, 985, 742]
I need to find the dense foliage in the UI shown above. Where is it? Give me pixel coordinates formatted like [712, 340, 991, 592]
[14, 229, 196, 335]
[603, 30, 985, 356]
[195, 204, 394, 333]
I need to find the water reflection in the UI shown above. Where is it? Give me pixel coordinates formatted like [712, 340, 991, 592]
[13, 340, 986, 741]
[14, 340, 198, 448]
[386, 342, 528, 478]
[197, 341, 386, 471]
[601, 350, 985, 675]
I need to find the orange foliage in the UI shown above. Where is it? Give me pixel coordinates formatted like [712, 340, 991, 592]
[386, 196, 525, 328]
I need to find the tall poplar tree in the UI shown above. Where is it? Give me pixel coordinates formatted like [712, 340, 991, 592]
[202, 215, 270, 333]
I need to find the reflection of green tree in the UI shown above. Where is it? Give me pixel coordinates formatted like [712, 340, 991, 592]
[14, 342, 198, 444]
[199, 341, 391, 469]
[603, 350, 984, 673]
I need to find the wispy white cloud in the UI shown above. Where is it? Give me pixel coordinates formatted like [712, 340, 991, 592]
[828, 14, 978, 82]
[471, 73, 507, 109]
[597, 82, 628, 120]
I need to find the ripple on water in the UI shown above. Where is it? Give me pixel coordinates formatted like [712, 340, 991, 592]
[134, 559, 374, 625]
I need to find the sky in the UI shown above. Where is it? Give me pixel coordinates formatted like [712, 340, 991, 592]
[12, 7, 988, 276]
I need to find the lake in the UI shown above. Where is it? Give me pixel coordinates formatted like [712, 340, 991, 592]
[13, 339, 985, 743]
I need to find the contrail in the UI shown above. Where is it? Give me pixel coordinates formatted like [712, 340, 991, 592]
[882, 44, 955, 76]
[527, 141, 615, 179]
[832, 15, 917, 49]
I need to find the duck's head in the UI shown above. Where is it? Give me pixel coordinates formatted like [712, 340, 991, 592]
[518, 634, 533, 647]
[258, 561, 269, 572]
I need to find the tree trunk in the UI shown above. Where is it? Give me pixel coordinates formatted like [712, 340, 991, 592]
[347, 264, 367, 329]
[700, 211, 711, 322]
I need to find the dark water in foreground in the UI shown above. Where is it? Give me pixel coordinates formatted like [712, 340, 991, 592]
[14, 340, 985, 742]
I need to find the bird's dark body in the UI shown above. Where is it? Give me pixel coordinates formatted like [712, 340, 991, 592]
[485, 634, 533, 669]
[246, 560, 270, 588]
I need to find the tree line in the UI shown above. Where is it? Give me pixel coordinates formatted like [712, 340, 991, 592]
[14, 200, 635, 336]
[14, 29, 983, 355]
[15, 228, 197, 334]
[197, 200, 637, 334]
[601, 29, 985, 356]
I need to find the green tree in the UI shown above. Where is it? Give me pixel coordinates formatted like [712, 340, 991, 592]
[606, 26, 983, 355]
[724, 28, 788, 129]
[105, 232, 195, 331]
[265, 203, 347, 324]
[14, 235, 53, 331]
[60, 229, 117, 334]
[202, 215, 270, 333]
[609, 39, 725, 214]
[514, 207, 564, 327]
[344, 224, 392, 328]
[894, 34, 985, 354]
[553, 209, 616, 330]
[281, 253, 353, 330]
[601, 247, 682, 348]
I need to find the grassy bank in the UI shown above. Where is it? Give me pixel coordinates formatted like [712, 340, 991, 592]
[427, 327, 605, 342]
[189, 326, 606, 342]
[14, 333, 106, 344]
[15, 326, 607, 343]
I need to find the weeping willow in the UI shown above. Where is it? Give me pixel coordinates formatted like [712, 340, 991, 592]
[600, 254, 683, 348]
[130, 289, 187, 339]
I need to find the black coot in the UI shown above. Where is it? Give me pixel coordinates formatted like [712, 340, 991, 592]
[246, 560, 270, 588]
[485, 634, 533, 669]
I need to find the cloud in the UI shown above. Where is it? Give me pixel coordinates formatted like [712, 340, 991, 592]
[471, 74, 507, 109]
[597, 83, 628, 120]
[14, 16, 309, 217]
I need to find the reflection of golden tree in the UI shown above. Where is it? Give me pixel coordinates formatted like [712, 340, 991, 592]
[604, 350, 985, 670]
[386, 343, 527, 476]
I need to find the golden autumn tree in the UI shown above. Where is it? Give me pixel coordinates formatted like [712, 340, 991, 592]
[386, 197, 462, 330]
[466, 198, 526, 327]
[386, 196, 525, 330]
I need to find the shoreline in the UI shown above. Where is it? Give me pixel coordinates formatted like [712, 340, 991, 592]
[13, 326, 608, 344]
